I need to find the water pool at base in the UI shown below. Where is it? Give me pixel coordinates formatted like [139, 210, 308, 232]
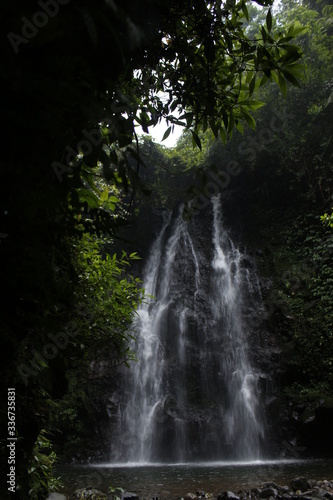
[58, 459, 333, 499]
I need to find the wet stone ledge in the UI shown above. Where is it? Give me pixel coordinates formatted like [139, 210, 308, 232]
[47, 477, 333, 500]
[181, 478, 333, 500]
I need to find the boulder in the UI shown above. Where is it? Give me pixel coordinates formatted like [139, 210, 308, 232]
[260, 487, 279, 498]
[185, 494, 198, 500]
[121, 493, 139, 500]
[290, 478, 310, 492]
[263, 483, 279, 489]
[218, 491, 240, 500]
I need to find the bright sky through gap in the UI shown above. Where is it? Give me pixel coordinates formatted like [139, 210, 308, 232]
[143, 120, 184, 148]
[135, 84, 184, 147]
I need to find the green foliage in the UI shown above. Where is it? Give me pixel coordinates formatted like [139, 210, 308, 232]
[136, 135, 197, 208]
[321, 211, 333, 229]
[108, 485, 125, 500]
[72, 233, 144, 361]
[285, 382, 333, 404]
[254, 206, 333, 392]
[28, 430, 63, 500]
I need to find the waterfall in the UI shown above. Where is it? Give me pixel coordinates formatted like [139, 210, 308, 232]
[210, 196, 264, 458]
[111, 195, 265, 463]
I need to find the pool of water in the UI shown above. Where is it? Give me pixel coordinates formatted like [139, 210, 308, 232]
[57, 459, 333, 499]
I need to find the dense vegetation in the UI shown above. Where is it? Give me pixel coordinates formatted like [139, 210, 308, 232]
[0, 0, 331, 496]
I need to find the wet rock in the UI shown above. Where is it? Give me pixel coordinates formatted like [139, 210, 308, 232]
[71, 488, 107, 499]
[218, 491, 240, 500]
[264, 483, 279, 489]
[260, 487, 279, 498]
[121, 493, 139, 500]
[185, 493, 198, 500]
[290, 478, 310, 493]
[46, 494, 68, 500]
[280, 486, 291, 494]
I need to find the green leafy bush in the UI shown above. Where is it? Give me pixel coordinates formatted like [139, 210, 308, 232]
[28, 430, 63, 499]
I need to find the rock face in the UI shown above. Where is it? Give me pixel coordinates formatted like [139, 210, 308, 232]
[73, 195, 333, 462]
[108, 198, 277, 462]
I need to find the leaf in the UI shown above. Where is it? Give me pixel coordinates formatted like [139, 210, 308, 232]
[222, 112, 229, 130]
[78, 188, 100, 208]
[266, 9, 272, 33]
[228, 112, 234, 133]
[191, 131, 202, 150]
[162, 126, 172, 142]
[242, 111, 256, 130]
[284, 62, 306, 79]
[129, 252, 141, 260]
[235, 120, 244, 134]
[261, 26, 267, 43]
[238, 100, 266, 110]
[249, 75, 256, 95]
[282, 69, 300, 87]
[278, 73, 287, 97]
[242, 1, 249, 21]
[288, 25, 306, 37]
[100, 189, 109, 202]
[110, 149, 118, 165]
[209, 119, 219, 137]
[219, 126, 227, 144]
[259, 74, 269, 87]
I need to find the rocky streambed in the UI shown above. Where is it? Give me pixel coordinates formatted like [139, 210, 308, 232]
[47, 477, 333, 500]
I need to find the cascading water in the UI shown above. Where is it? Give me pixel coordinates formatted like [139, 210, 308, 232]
[111, 195, 265, 463]
[210, 196, 264, 459]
